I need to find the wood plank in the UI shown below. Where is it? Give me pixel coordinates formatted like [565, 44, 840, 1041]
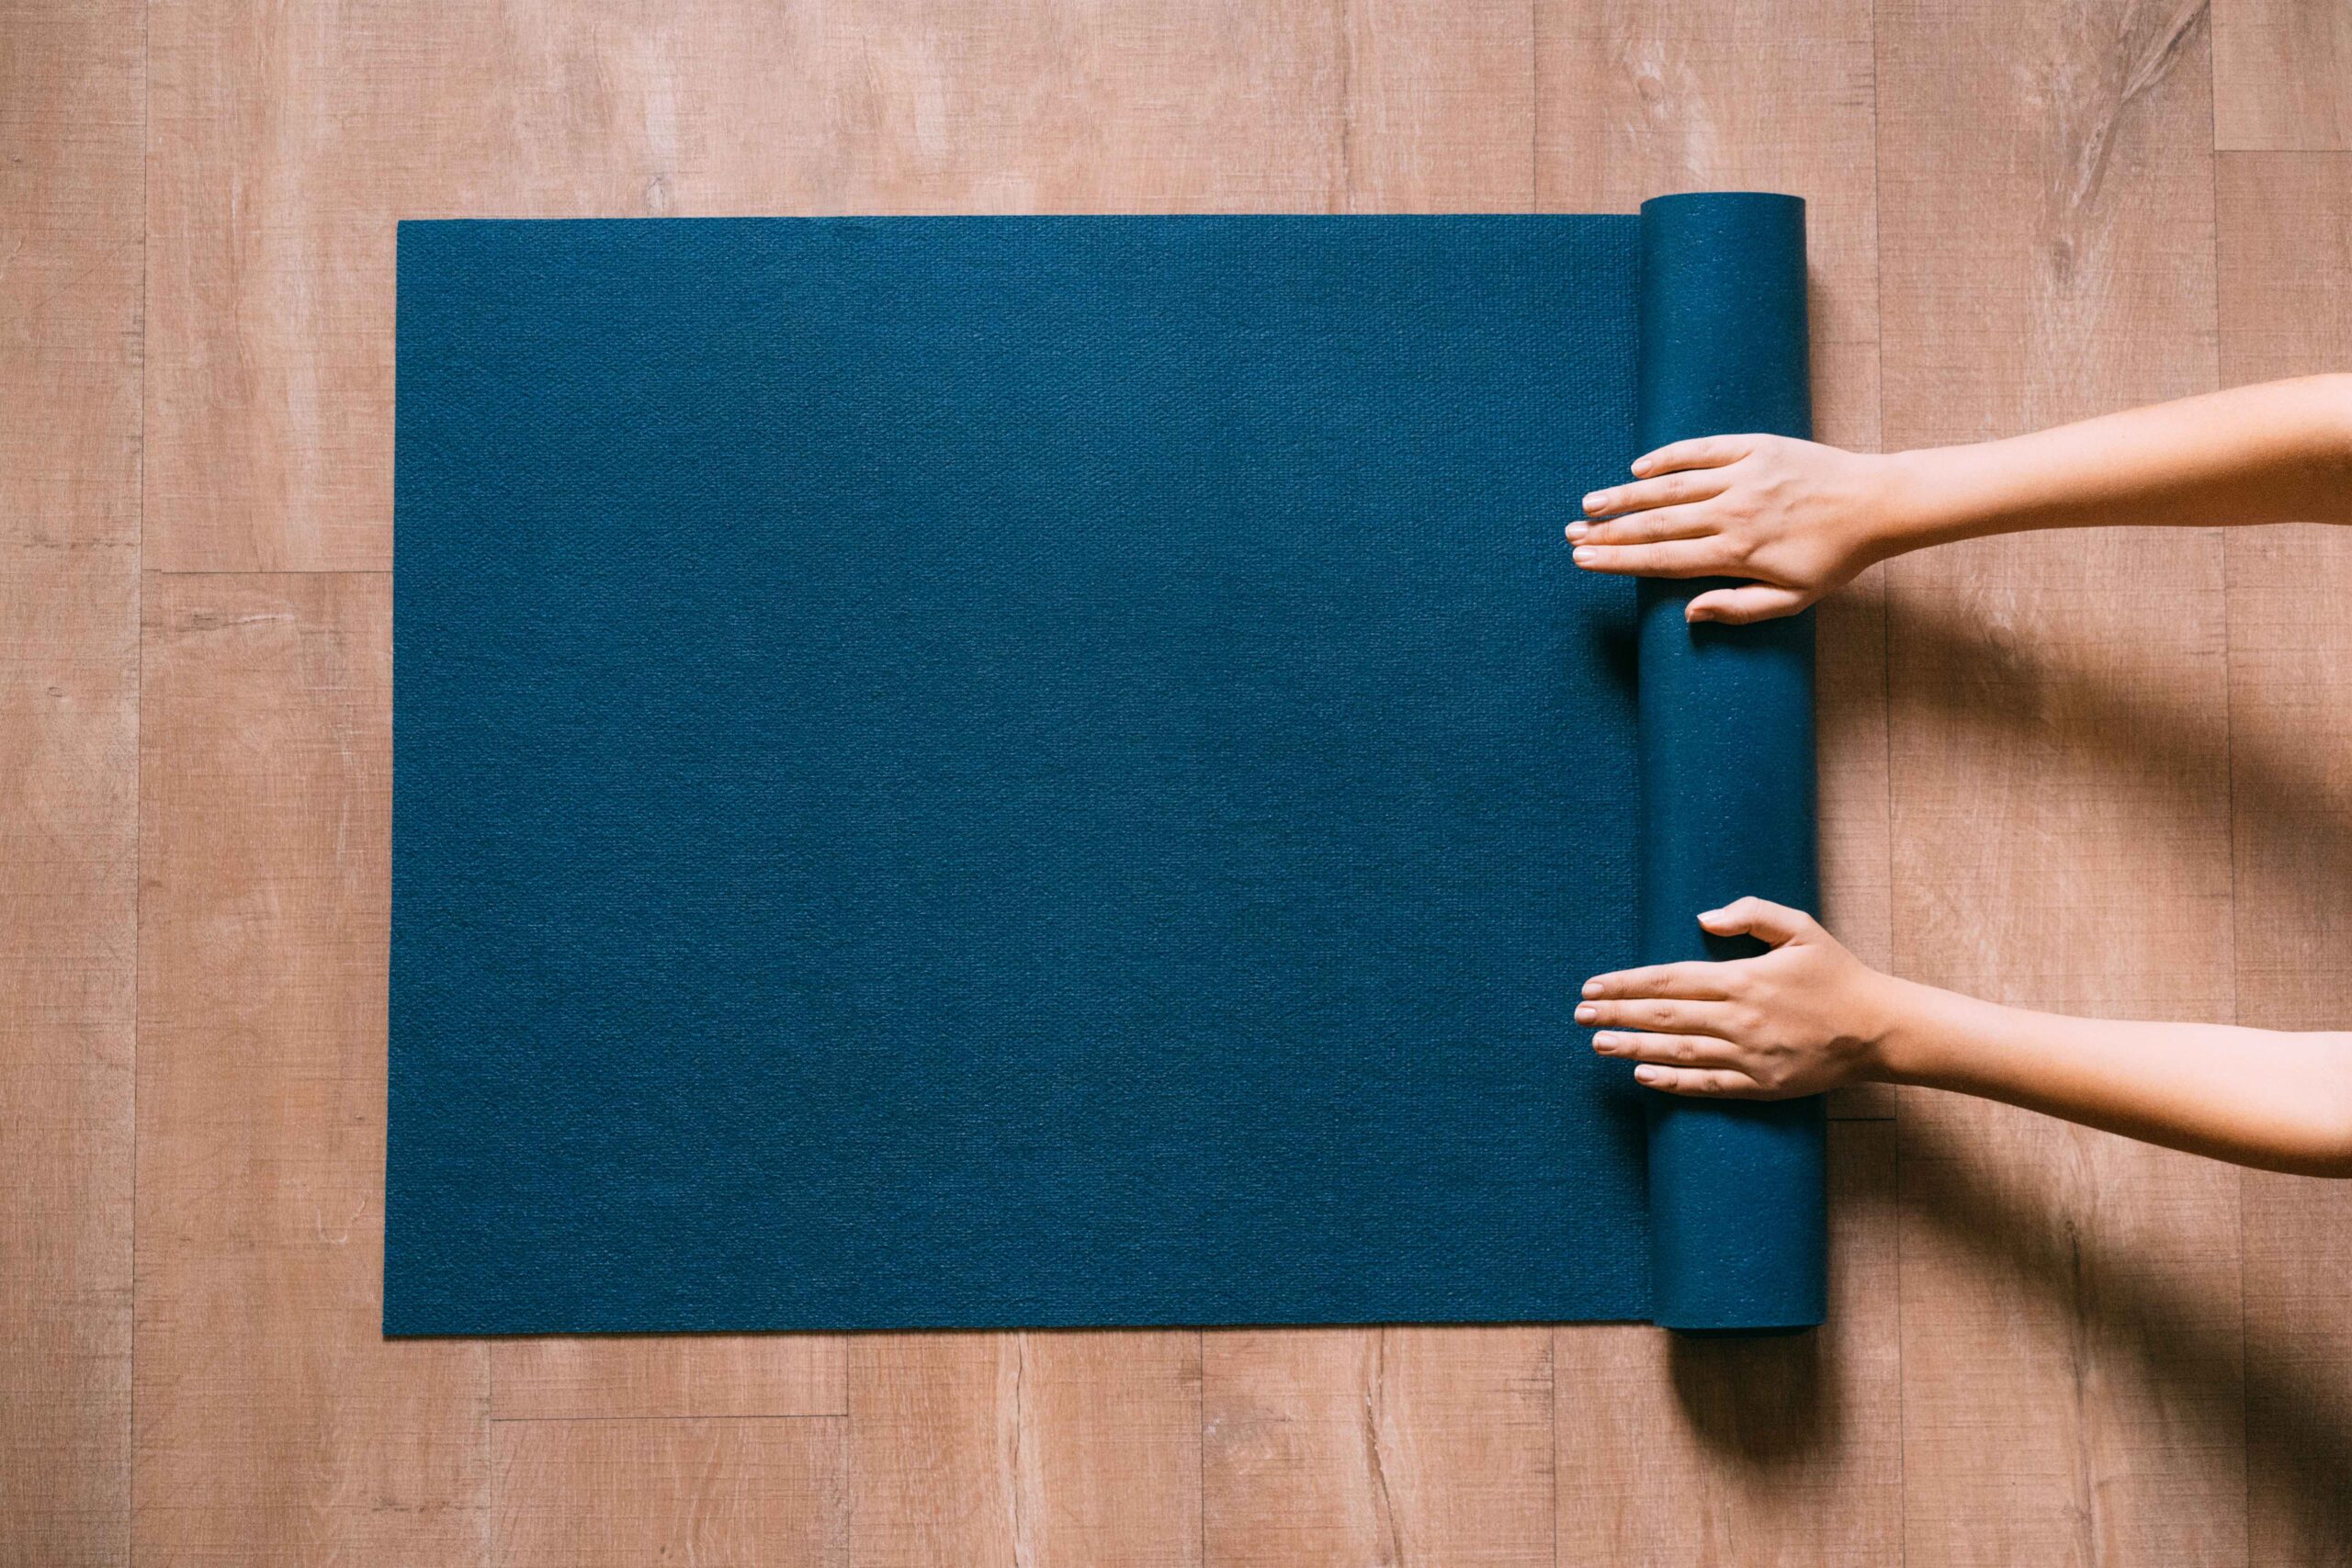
[2215, 150, 2352, 1567]
[133, 574, 490, 1564]
[1876, 1, 2245, 1562]
[1538, 0, 1894, 1119]
[1894, 1108, 2249, 1562]
[849, 1332, 1202, 1568]
[1555, 1121, 1901, 1567]
[0, 548, 137, 1566]
[491, 1417, 843, 1568]
[1343, 0, 1534, 211]
[818, 0, 1344, 213]
[1202, 1331, 1383, 1567]
[141, 0, 1345, 573]
[2212, 0, 2352, 150]
[0, 1, 143, 1561]
[1202, 1326, 1553, 1567]
[492, 1336, 845, 1421]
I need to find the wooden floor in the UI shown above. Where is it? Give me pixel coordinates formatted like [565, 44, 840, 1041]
[6, 0, 2350, 1562]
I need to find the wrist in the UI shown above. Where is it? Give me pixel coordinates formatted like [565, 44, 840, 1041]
[1866, 444, 1995, 560]
[1853, 971, 1951, 1087]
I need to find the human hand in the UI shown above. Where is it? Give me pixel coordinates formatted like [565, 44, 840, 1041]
[1577, 897, 1898, 1099]
[1567, 434, 1898, 624]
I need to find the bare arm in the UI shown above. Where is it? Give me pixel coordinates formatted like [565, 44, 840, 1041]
[1567, 374, 2352, 624]
[1578, 898, 2352, 1179]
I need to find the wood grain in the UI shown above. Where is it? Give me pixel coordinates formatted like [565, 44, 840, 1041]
[1343, 0, 1535, 210]
[1203, 1327, 1554, 1567]
[1555, 1122, 1900, 1567]
[1877, 0, 2245, 1562]
[2215, 151, 2352, 1567]
[492, 1417, 844, 1567]
[0, 2, 142, 1562]
[492, 1336, 846, 1422]
[2212, 0, 2352, 149]
[850, 1332, 1202, 1568]
[134, 575, 489, 1563]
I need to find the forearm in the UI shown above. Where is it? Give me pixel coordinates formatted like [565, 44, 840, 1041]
[1871, 374, 2352, 557]
[1870, 976, 2352, 1177]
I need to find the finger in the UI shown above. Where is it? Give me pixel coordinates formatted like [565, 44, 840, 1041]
[1629, 435, 1752, 476]
[1697, 897, 1818, 948]
[1575, 997, 1734, 1035]
[1591, 1031, 1745, 1069]
[1687, 583, 1808, 626]
[1569, 540, 1730, 580]
[1581, 470, 1730, 519]
[1566, 503, 1716, 547]
[1632, 1064, 1769, 1099]
[1629, 1064, 1768, 1098]
[1580, 962, 1735, 1001]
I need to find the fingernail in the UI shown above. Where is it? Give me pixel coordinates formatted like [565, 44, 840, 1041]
[1686, 607, 1710, 624]
[1634, 1066, 1660, 1085]
[1572, 547, 1595, 565]
[1580, 979, 1601, 998]
[1582, 492, 1609, 513]
[1575, 1003, 1597, 1023]
[1566, 521, 1589, 541]
[1593, 1032, 1621, 1049]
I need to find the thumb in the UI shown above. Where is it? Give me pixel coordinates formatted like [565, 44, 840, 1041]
[1697, 897, 1817, 948]
[1687, 583, 1807, 625]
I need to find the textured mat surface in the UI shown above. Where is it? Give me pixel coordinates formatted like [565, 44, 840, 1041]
[387, 197, 1818, 1335]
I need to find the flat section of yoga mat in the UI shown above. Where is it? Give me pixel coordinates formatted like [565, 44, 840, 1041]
[387, 215, 1658, 1334]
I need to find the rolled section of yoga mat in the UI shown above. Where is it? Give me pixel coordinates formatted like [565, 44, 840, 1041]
[1634, 192, 1826, 1333]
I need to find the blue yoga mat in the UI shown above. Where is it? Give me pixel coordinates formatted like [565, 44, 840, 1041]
[386, 194, 1822, 1336]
